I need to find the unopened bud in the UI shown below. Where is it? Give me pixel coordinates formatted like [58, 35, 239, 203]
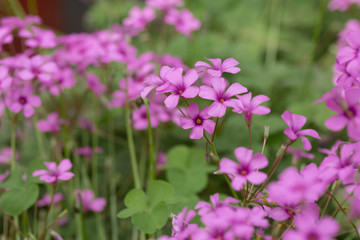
[264, 126, 270, 139]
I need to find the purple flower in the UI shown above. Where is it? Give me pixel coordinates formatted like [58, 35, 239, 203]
[229, 92, 270, 125]
[74, 189, 106, 213]
[140, 66, 174, 99]
[37, 112, 62, 133]
[268, 164, 328, 206]
[165, 9, 201, 37]
[161, 68, 199, 108]
[337, 31, 360, 76]
[195, 58, 241, 77]
[281, 110, 320, 150]
[284, 206, 339, 240]
[37, 193, 64, 207]
[7, 86, 41, 118]
[147, 0, 183, 10]
[33, 159, 74, 184]
[86, 73, 107, 97]
[219, 147, 268, 191]
[123, 6, 155, 35]
[199, 77, 248, 117]
[287, 147, 315, 164]
[322, 88, 360, 141]
[179, 103, 216, 139]
[195, 193, 239, 216]
[0, 147, 16, 164]
[172, 207, 196, 237]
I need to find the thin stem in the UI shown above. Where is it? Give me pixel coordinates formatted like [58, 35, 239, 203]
[40, 184, 57, 240]
[326, 191, 360, 239]
[144, 98, 155, 181]
[125, 79, 141, 189]
[91, 99, 99, 194]
[8, 0, 26, 17]
[321, 181, 338, 217]
[108, 112, 118, 240]
[211, 118, 219, 143]
[33, 116, 47, 160]
[247, 124, 251, 149]
[0, 210, 25, 239]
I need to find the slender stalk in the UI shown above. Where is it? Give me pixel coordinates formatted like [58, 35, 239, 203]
[125, 79, 141, 189]
[247, 124, 251, 149]
[0, 210, 25, 239]
[33, 116, 47, 160]
[91, 99, 99, 194]
[211, 118, 219, 143]
[108, 113, 118, 240]
[40, 184, 57, 240]
[144, 98, 155, 181]
[326, 192, 359, 239]
[8, 0, 26, 17]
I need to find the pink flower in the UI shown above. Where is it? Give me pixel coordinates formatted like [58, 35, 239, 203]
[140, 66, 174, 99]
[86, 73, 107, 97]
[171, 207, 196, 236]
[165, 9, 201, 37]
[123, 7, 155, 35]
[146, 0, 183, 10]
[281, 110, 320, 150]
[287, 147, 314, 164]
[322, 88, 360, 141]
[199, 77, 248, 117]
[0, 147, 16, 164]
[219, 147, 268, 191]
[329, 0, 360, 11]
[179, 103, 216, 139]
[37, 112, 62, 133]
[195, 193, 239, 216]
[195, 58, 241, 77]
[337, 31, 360, 76]
[284, 206, 339, 240]
[7, 86, 41, 118]
[37, 193, 64, 207]
[19, 26, 57, 49]
[74, 189, 106, 213]
[0, 170, 9, 182]
[161, 68, 199, 108]
[33, 159, 74, 184]
[228, 92, 270, 125]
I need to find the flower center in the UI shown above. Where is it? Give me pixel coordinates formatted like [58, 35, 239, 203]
[219, 99, 225, 103]
[178, 90, 183, 94]
[19, 96, 27, 105]
[196, 118, 202, 125]
[240, 169, 248, 176]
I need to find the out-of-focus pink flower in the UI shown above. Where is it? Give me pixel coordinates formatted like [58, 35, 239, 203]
[195, 193, 239, 216]
[79, 118, 95, 132]
[74, 189, 106, 213]
[199, 77, 247, 117]
[37, 112, 62, 133]
[195, 58, 241, 78]
[141, 66, 174, 99]
[281, 110, 321, 150]
[171, 207, 196, 237]
[86, 73, 107, 97]
[19, 26, 57, 49]
[123, 7, 155, 36]
[284, 206, 339, 240]
[165, 9, 200, 37]
[0, 170, 9, 182]
[287, 147, 315, 164]
[219, 147, 268, 191]
[147, 0, 183, 10]
[33, 159, 74, 184]
[329, 0, 360, 11]
[37, 193, 64, 207]
[7, 86, 41, 118]
[180, 103, 216, 139]
[0, 147, 16, 164]
[75, 147, 102, 159]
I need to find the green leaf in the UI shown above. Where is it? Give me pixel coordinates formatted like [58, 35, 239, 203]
[124, 189, 148, 210]
[0, 182, 39, 216]
[147, 180, 174, 208]
[117, 208, 142, 219]
[0, 169, 24, 189]
[132, 201, 169, 234]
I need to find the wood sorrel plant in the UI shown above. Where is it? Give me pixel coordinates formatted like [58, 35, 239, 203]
[0, 0, 360, 239]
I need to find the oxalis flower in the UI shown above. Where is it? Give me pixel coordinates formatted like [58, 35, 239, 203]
[180, 103, 215, 139]
[161, 68, 199, 108]
[199, 77, 248, 117]
[281, 110, 320, 151]
[219, 147, 268, 191]
[33, 159, 74, 184]
[74, 189, 106, 213]
[195, 58, 241, 77]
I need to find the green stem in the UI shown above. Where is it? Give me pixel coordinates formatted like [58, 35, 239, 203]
[33, 116, 47, 160]
[91, 99, 99, 194]
[8, 0, 26, 18]
[108, 112, 118, 240]
[144, 98, 155, 181]
[125, 80, 141, 189]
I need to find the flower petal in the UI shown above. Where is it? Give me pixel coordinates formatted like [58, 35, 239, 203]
[164, 94, 180, 108]
[189, 125, 203, 139]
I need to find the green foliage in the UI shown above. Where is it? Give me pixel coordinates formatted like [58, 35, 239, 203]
[117, 180, 174, 234]
[0, 181, 39, 216]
